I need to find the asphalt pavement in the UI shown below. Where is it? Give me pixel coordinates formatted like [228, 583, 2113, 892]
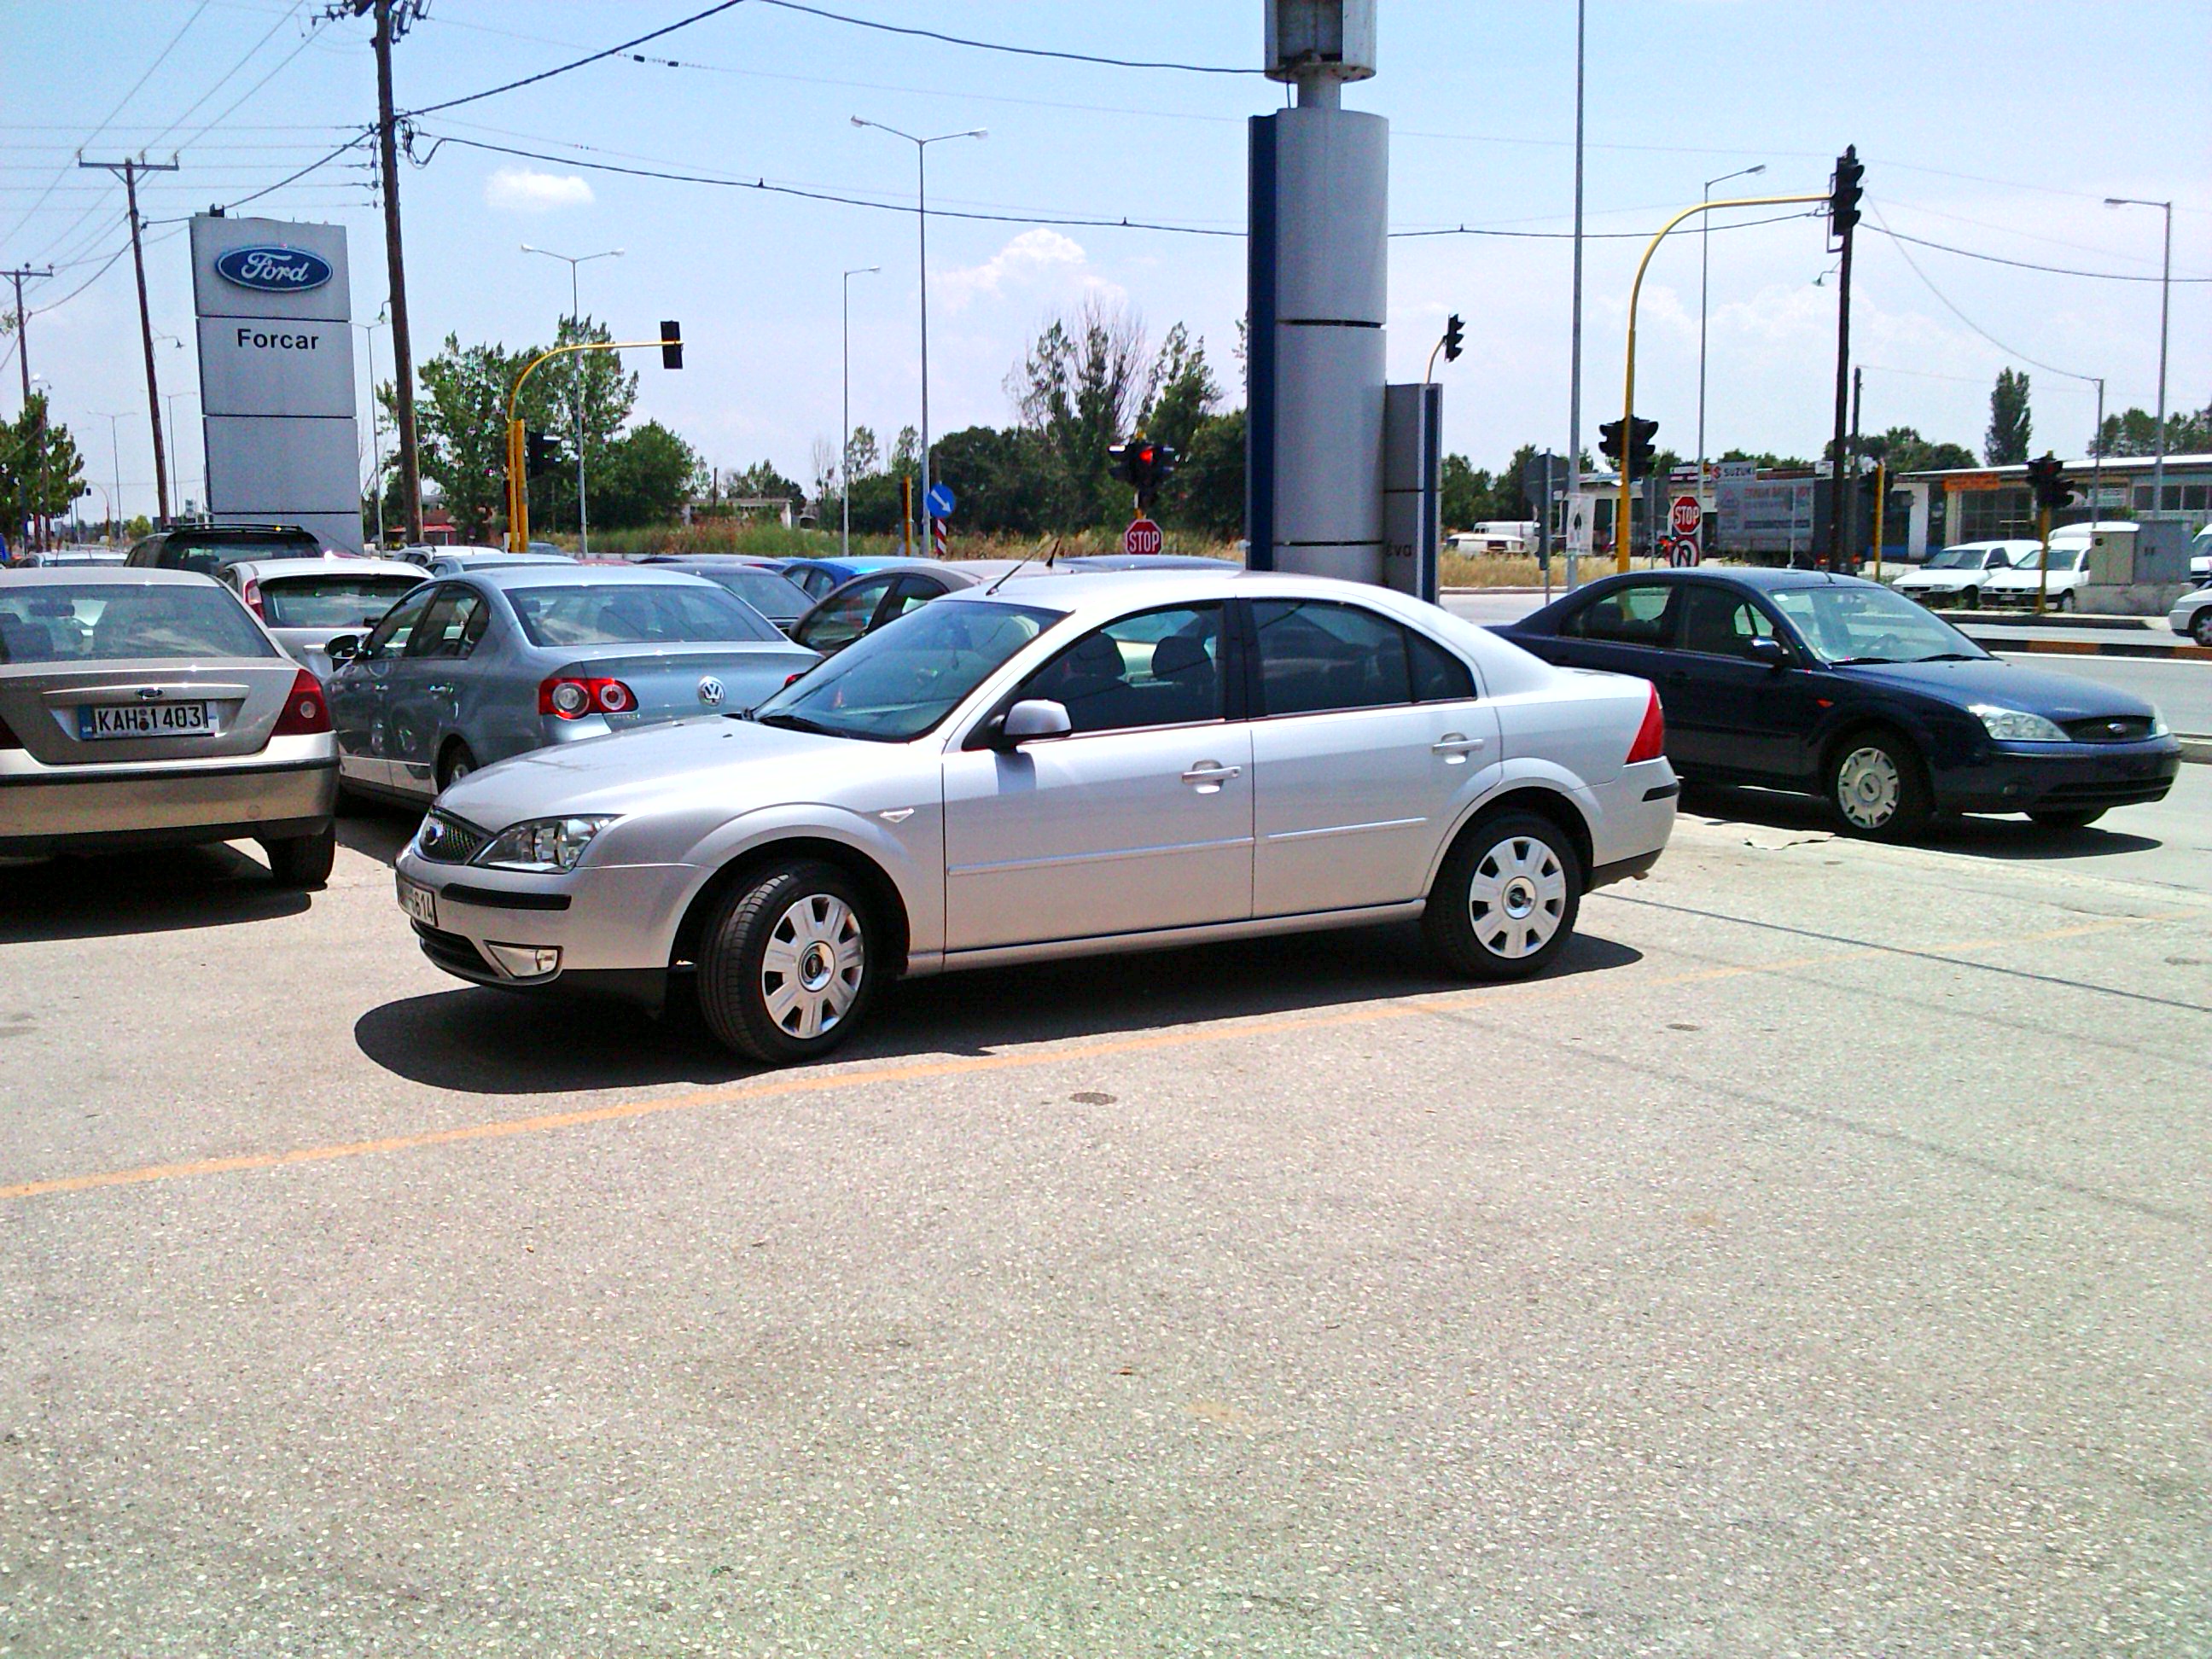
[3, 780, 2208, 1655]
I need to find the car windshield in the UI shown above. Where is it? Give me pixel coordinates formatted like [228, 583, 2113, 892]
[164, 536, 317, 574]
[1924, 547, 2001, 570]
[750, 598, 1063, 741]
[1767, 584, 1986, 666]
[0, 582, 275, 662]
[2024, 547, 2087, 572]
[259, 573, 422, 628]
[506, 582, 780, 646]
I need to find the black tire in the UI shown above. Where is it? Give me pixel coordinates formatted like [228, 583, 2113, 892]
[2029, 806, 2106, 830]
[1957, 586, 1979, 610]
[696, 859, 876, 1064]
[262, 824, 336, 888]
[437, 742, 479, 793]
[2191, 608, 2212, 649]
[1825, 728, 1931, 840]
[2052, 591, 2075, 613]
[1422, 810, 1582, 981]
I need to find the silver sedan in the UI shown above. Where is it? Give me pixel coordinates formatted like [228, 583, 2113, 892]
[325, 565, 818, 801]
[394, 571, 1678, 1064]
[0, 567, 339, 883]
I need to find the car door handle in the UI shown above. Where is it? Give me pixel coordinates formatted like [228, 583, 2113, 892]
[1431, 733, 1487, 762]
[1181, 761, 1242, 789]
[427, 682, 457, 698]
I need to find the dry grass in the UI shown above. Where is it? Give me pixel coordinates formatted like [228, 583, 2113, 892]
[1440, 551, 1676, 588]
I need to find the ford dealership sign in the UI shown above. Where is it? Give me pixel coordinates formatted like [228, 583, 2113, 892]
[215, 245, 332, 293]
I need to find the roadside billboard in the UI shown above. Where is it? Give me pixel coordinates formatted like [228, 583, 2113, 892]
[1716, 463, 1817, 556]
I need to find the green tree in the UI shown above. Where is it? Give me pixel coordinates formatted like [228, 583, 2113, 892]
[1011, 297, 1155, 528]
[1159, 408, 1243, 540]
[382, 334, 549, 542]
[1139, 323, 1220, 459]
[933, 424, 1049, 535]
[2091, 402, 2212, 457]
[1985, 368, 2032, 464]
[1440, 454, 1488, 532]
[1, 393, 88, 544]
[1857, 426, 1976, 473]
[590, 421, 701, 529]
[890, 425, 921, 477]
[534, 315, 640, 534]
[1720, 448, 1813, 470]
[845, 425, 882, 479]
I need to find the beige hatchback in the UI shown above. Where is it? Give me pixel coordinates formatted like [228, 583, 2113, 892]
[0, 568, 340, 885]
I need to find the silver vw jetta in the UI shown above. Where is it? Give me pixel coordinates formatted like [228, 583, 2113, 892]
[393, 571, 1678, 1064]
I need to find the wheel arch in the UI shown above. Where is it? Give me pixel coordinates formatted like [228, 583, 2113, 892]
[1436, 783, 1596, 887]
[672, 835, 912, 980]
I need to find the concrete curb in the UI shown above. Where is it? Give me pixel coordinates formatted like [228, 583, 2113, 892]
[1932, 609, 2157, 632]
[1970, 633, 2212, 662]
[2180, 737, 2212, 765]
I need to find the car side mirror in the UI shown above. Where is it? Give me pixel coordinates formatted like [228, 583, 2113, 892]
[996, 698, 1073, 747]
[1745, 636, 1790, 669]
[326, 634, 361, 663]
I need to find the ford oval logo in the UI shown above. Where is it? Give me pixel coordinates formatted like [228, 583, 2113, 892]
[696, 677, 725, 707]
[215, 244, 333, 293]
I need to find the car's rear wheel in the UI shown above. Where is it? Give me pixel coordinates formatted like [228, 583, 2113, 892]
[697, 859, 876, 1063]
[2051, 591, 2075, 613]
[262, 825, 335, 888]
[437, 742, 478, 792]
[2029, 806, 2105, 830]
[1826, 729, 1930, 840]
[1423, 811, 1581, 981]
[2191, 609, 2212, 648]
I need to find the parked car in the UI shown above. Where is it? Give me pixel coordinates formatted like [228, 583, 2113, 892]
[324, 565, 817, 803]
[1060, 554, 1243, 573]
[773, 555, 924, 602]
[413, 549, 574, 579]
[1888, 540, 2038, 608]
[1498, 568, 2179, 836]
[0, 568, 339, 883]
[789, 559, 1073, 656]
[393, 570, 1679, 1063]
[2187, 525, 2209, 583]
[635, 557, 815, 632]
[1981, 539, 2096, 610]
[2168, 582, 2212, 648]
[125, 521, 323, 576]
[218, 556, 428, 679]
[11, 546, 127, 568]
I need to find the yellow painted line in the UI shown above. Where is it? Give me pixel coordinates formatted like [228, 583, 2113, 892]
[0, 911, 2170, 1205]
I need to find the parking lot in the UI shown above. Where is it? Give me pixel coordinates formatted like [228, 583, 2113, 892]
[3, 770, 2208, 1656]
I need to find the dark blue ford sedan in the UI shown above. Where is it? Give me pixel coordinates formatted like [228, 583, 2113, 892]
[1498, 568, 2179, 837]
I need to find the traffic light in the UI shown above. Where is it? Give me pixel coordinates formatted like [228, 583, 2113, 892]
[1443, 313, 1464, 363]
[1829, 145, 1864, 238]
[1109, 436, 1179, 510]
[524, 430, 562, 479]
[660, 319, 684, 370]
[1600, 417, 1659, 480]
[2024, 451, 2076, 512]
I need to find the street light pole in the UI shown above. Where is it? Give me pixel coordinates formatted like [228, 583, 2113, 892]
[164, 392, 194, 514]
[521, 243, 624, 554]
[1565, 0, 1585, 586]
[841, 265, 880, 560]
[93, 412, 125, 541]
[2103, 197, 2172, 520]
[352, 306, 387, 547]
[1697, 162, 1764, 513]
[853, 119, 986, 553]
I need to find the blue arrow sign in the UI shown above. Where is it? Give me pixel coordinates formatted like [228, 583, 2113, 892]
[924, 481, 956, 519]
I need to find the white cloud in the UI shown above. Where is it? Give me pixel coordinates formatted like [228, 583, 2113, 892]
[937, 229, 1091, 310]
[482, 166, 594, 213]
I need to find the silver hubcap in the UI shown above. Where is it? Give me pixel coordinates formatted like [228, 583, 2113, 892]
[1837, 745, 1901, 828]
[1467, 835, 1566, 959]
[760, 893, 864, 1039]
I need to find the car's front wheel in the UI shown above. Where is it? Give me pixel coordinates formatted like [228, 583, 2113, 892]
[1423, 811, 1582, 981]
[2191, 608, 2212, 648]
[2051, 591, 2075, 613]
[1826, 729, 1930, 839]
[262, 825, 335, 888]
[1956, 585, 1980, 609]
[697, 859, 876, 1063]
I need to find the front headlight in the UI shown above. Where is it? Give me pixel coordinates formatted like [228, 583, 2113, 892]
[1970, 703, 2067, 743]
[2150, 713, 2169, 738]
[473, 815, 617, 873]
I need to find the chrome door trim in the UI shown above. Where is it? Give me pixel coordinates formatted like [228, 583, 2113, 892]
[940, 897, 1425, 972]
[1262, 815, 1428, 845]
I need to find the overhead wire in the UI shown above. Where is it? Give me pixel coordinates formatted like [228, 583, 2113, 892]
[1866, 204, 2100, 385]
[743, 0, 1260, 74]
[1862, 223, 2209, 285]
[398, 0, 754, 119]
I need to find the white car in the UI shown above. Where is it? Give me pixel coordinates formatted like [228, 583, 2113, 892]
[2168, 584, 2212, 648]
[393, 571, 1679, 1065]
[1983, 540, 2093, 610]
[219, 556, 428, 679]
[1889, 540, 2039, 608]
[2186, 525, 2209, 584]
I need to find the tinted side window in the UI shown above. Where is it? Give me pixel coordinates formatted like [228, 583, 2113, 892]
[406, 587, 487, 659]
[1406, 629, 1476, 701]
[1566, 583, 1678, 646]
[1676, 585, 1778, 660]
[1252, 599, 1411, 715]
[882, 574, 947, 620]
[1018, 604, 1224, 734]
[362, 587, 436, 658]
[797, 577, 894, 651]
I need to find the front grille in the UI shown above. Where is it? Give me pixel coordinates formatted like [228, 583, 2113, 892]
[414, 811, 488, 864]
[412, 921, 492, 976]
[2060, 716, 2155, 743]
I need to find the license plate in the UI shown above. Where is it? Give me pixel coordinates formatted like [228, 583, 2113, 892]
[77, 701, 214, 739]
[397, 876, 439, 928]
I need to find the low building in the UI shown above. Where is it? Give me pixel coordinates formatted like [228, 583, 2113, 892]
[1889, 453, 2212, 560]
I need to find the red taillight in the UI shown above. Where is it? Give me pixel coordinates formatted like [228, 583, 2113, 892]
[271, 668, 330, 736]
[1626, 684, 1666, 765]
[538, 675, 637, 719]
[242, 579, 264, 617]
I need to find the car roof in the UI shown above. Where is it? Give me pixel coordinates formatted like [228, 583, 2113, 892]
[930, 568, 1492, 626]
[1566, 566, 1873, 592]
[465, 563, 725, 591]
[2, 565, 224, 587]
[150, 522, 317, 542]
[226, 556, 427, 580]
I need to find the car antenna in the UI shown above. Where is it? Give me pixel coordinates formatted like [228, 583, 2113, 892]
[984, 556, 1034, 595]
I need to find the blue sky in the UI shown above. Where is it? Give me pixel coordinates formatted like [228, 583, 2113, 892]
[5, 0, 2207, 521]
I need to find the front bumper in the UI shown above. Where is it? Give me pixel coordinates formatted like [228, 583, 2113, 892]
[0, 751, 336, 854]
[1931, 739, 2181, 815]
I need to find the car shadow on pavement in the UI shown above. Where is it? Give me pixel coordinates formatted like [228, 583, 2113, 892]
[0, 845, 310, 944]
[1679, 781, 2162, 861]
[337, 799, 422, 868]
[352, 924, 1644, 1095]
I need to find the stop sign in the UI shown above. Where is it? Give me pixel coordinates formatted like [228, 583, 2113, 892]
[1122, 517, 1162, 557]
[1670, 494, 1702, 538]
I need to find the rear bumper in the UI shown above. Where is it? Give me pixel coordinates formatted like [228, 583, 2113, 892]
[1931, 740, 2180, 815]
[0, 754, 337, 854]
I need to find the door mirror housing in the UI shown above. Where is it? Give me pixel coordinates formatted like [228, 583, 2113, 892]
[1744, 635, 1791, 669]
[325, 633, 361, 663]
[996, 698, 1074, 747]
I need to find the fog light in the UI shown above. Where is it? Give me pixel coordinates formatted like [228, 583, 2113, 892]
[2000, 782, 2026, 800]
[485, 942, 562, 980]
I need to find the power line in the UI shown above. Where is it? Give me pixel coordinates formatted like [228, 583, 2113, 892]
[745, 0, 1260, 74]
[399, 0, 754, 119]
[1394, 210, 1823, 242]
[1866, 205, 2098, 386]
[1862, 223, 2210, 285]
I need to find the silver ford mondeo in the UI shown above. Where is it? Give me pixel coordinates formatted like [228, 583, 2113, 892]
[393, 572, 1679, 1064]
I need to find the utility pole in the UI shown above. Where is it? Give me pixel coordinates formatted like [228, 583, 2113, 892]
[1825, 145, 1862, 572]
[329, 0, 427, 541]
[2103, 197, 2171, 519]
[81, 155, 178, 521]
[5, 266, 52, 410]
[1697, 163, 1762, 549]
[1565, 0, 1586, 590]
[1844, 364, 1862, 573]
